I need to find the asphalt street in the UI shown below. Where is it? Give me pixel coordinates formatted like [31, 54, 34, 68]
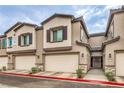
[0, 74, 119, 88]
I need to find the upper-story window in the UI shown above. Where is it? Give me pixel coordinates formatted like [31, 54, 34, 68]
[2, 38, 7, 49]
[18, 33, 32, 46]
[53, 30, 63, 42]
[8, 37, 12, 48]
[47, 26, 67, 43]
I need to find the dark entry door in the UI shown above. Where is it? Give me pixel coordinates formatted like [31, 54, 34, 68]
[91, 57, 102, 68]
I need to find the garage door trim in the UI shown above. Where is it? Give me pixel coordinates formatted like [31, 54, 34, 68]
[15, 55, 36, 70]
[115, 50, 124, 76]
[0, 56, 8, 69]
[44, 52, 80, 73]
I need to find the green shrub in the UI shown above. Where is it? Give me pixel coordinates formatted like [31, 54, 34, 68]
[105, 71, 116, 81]
[31, 67, 38, 73]
[76, 69, 84, 78]
[2, 66, 7, 71]
[30, 67, 42, 74]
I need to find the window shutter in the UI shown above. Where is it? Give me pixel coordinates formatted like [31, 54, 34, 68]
[63, 26, 67, 40]
[29, 33, 32, 44]
[2, 39, 6, 49]
[47, 30, 51, 42]
[18, 35, 21, 46]
[0, 40, 1, 49]
[2, 39, 4, 49]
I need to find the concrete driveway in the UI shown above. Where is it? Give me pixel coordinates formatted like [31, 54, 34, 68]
[83, 69, 108, 81]
[34, 71, 77, 78]
[3, 70, 77, 78]
[3, 70, 30, 74]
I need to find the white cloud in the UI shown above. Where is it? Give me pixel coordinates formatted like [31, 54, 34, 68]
[89, 18, 107, 33]
[72, 5, 122, 33]
[74, 6, 97, 21]
[0, 5, 123, 34]
[104, 5, 121, 10]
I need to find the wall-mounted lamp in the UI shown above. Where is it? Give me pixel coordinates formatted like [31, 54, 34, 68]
[82, 53, 84, 57]
[109, 53, 111, 58]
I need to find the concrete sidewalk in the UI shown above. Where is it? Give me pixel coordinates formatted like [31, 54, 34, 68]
[116, 77, 124, 83]
[83, 69, 108, 81]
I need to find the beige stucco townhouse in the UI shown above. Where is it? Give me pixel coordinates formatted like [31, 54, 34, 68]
[0, 6, 124, 76]
[0, 22, 43, 70]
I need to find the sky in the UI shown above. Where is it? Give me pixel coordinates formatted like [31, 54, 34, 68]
[0, 5, 122, 35]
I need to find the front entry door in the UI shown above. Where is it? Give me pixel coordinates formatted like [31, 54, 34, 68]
[91, 57, 102, 68]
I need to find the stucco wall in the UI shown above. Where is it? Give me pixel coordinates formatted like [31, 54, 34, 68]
[0, 37, 7, 56]
[0, 49, 7, 56]
[6, 25, 36, 52]
[43, 17, 72, 48]
[35, 29, 44, 69]
[72, 22, 90, 72]
[104, 13, 124, 73]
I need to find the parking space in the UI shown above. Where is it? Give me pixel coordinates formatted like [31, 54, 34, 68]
[3, 70, 30, 74]
[34, 71, 77, 78]
[3, 70, 77, 78]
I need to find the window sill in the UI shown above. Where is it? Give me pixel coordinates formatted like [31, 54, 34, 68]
[49, 40, 64, 43]
[7, 47, 12, 48]
[19, 44, 31, 47]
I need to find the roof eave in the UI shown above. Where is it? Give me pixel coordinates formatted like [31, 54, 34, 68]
[105, 9, 124, 36]
[41, 13, 74, 25]
[102, 36, 120, 49]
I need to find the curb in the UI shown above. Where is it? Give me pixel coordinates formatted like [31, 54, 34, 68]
[0, 72, 124, 87]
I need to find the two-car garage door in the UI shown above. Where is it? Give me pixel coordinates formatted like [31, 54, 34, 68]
[45, 54, 78, 73]
[116, 52, 124, 76]
[0, 57, 8, 69]
[15, 56, 36, 70]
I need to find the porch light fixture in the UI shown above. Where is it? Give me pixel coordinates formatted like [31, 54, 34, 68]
[109, 53, 111, 58]
[82, 53, 84, 57]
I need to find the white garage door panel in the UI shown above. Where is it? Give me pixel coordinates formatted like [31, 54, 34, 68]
[116, 53, 124, 76]
[15, 56, 36, 70]
[45, 54, 78, 72]
[0, 57, 8, 68]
